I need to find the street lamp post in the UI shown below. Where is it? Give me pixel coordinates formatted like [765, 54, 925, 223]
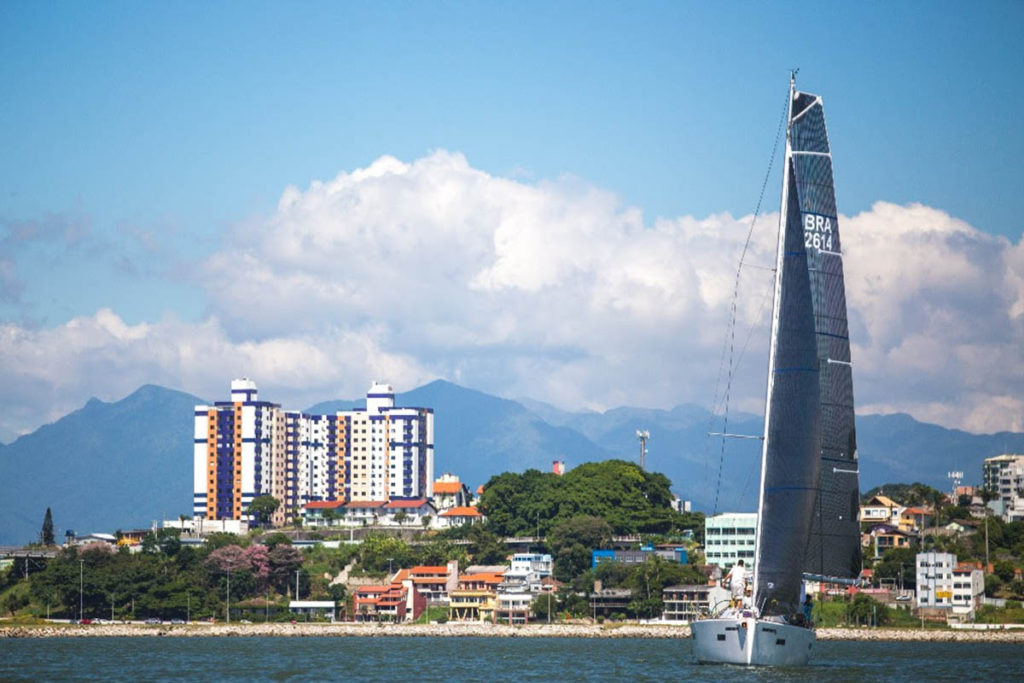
[78, 559, 84, 621]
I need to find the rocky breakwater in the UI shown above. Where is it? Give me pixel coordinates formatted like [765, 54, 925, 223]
[1, 621, 691, 639]
[7, 622, 1024, 641]
[817, 626, 1024, 642]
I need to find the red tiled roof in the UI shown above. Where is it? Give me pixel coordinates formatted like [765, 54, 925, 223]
[303, 500, 346, 509]
[440, 506, 482, 518]
[476, 485, 484, 495]
[903, 507, 932, 515]
[385, 498, 430, 509]
[345, 500, 387, 509]
[411, 565, 448, 574]
[433, 481, 463, 494]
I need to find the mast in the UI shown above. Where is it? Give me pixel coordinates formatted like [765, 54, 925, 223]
[751, 72, 796, 613]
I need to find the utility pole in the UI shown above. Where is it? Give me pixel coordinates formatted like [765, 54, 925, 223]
[226, 569, 231, 624]
[985, 515, 990, 571]
[296, 570, 302, 600]
[79, 559, 84, 621]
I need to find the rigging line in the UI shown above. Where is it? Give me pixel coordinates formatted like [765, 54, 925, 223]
[709, 87, 790, 516]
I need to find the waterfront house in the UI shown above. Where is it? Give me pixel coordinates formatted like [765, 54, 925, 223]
[394, 561, 460, 604]
[353, 579, 426, 622]
[288, 600, 337, 621]
[916, 552, 984, 622]
[495, 592, 532, 624]
[662, 584, 715, 622]
[448, 570, 505, 622]
[589, 588, 633, 618]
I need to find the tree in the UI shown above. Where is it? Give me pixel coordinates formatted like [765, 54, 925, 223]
[846, 593, 888, 626]
[873, 547, 917, 589]
[268, 545, 304, 592]
[994, 559, 1017, 583]
[247, 496, 281, 528]
[359, 534, 413, 573]
[478, 460, 679, 538]
[531, 592, 558, 621]
[548, 515, 613, 581]
[467, 526, 510, 565]
[393, 510, 409, 527]
[328, 583, 347, 603]
[40, 507, 55, 546]
[262, 532, 292, 550]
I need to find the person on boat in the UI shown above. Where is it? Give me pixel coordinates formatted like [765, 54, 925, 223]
[725, 559, 747, 608]
[802, 594, 814, 628]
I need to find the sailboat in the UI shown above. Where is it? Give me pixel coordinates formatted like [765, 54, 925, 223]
[691, 74, 862, 666]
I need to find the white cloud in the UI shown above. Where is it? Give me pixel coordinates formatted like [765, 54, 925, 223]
[0, 310, 430, 441]
[2, 152, 1023, 440]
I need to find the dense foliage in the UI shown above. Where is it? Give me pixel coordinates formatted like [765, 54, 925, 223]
[861, 483, 946, 506]
[478, 460, 687, 537]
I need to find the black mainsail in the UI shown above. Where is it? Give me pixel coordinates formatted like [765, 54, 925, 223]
[792, 91, 863, 584]
[752, 80, 861, 618]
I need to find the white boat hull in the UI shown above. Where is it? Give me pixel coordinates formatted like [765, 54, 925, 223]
[691, 617, 814, 666]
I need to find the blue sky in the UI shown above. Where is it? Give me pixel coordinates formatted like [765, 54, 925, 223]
[1, 1, 1023, 441]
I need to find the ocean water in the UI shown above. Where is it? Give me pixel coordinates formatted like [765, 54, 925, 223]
[1, 636, 1020, 682]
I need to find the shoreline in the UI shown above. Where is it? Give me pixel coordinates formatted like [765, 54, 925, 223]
[4, 622, 1024, 641]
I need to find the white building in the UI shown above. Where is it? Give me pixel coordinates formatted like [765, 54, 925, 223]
[193, 379, 287, 525]
[510, 553, 553, 578]
[916, 551, 984, 620]
[704, 512, 757, 571]
[981, 454, 1024, 521]
[339, 382, 434, 503]
[859, 494, 904, 527]
[194, 380, 434, 526]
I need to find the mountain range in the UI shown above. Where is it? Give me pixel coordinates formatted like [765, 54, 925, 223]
[2, 380, 1023, 545]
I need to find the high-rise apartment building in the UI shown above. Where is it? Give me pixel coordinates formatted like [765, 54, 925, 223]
[193, 379, 288, 525]
[340, 383, 434, 502]
[194, 379, 433, 525]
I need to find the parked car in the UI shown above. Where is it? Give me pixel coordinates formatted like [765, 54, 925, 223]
[79, 618, 93, 625]
[170, 619, 185, 625]
[144, 617, 162, 625]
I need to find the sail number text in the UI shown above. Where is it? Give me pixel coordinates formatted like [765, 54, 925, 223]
[803, 213, 834, 251]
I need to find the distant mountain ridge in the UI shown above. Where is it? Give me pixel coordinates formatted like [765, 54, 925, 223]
[2, 380, 1023, 545]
